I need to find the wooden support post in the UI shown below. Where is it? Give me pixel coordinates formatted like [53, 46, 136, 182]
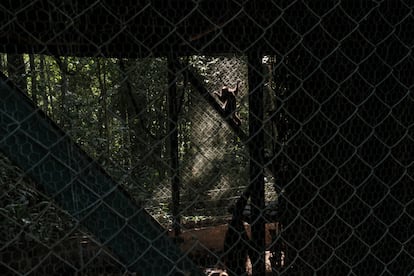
[248, 52, 266, 276]
[168, 55, 181, 236]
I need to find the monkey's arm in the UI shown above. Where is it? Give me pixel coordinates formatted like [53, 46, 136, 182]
[229, 80, 240, 96]
[222, 100, 228, 110]
[214, 90, 227, 107]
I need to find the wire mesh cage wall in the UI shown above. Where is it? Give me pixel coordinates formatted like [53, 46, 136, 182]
[1, 1, 414, 275]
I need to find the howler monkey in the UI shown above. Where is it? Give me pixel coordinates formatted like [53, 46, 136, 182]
[214, 80, 241, 126]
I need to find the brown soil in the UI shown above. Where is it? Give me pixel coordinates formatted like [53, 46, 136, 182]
[169, 223, 280, 275]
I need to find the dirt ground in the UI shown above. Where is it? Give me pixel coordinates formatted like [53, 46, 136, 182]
[169, 223, 279, 275]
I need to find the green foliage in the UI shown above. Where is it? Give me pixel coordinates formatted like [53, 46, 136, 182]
[0, 154, 76, 245]
[0, 53, 273, 230]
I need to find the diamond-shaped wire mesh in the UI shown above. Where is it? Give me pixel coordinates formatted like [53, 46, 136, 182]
[0, 1, 413, 275]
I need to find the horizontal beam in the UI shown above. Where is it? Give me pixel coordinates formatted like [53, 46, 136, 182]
[0, 0, 278, 57]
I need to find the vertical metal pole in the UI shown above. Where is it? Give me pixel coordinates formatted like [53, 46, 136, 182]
[248, 52, 266, 276]
[168, 55, 181, 236]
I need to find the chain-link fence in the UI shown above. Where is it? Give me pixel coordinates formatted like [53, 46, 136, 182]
[1, 1, 413, 275]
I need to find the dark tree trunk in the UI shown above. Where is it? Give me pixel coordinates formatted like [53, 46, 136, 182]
[97, 58, 110, 158]
[29, 54, 38, 105]
[7, 54, 27, 93]
[39, 55, 49, 113]
[56, 57, 69, 127]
